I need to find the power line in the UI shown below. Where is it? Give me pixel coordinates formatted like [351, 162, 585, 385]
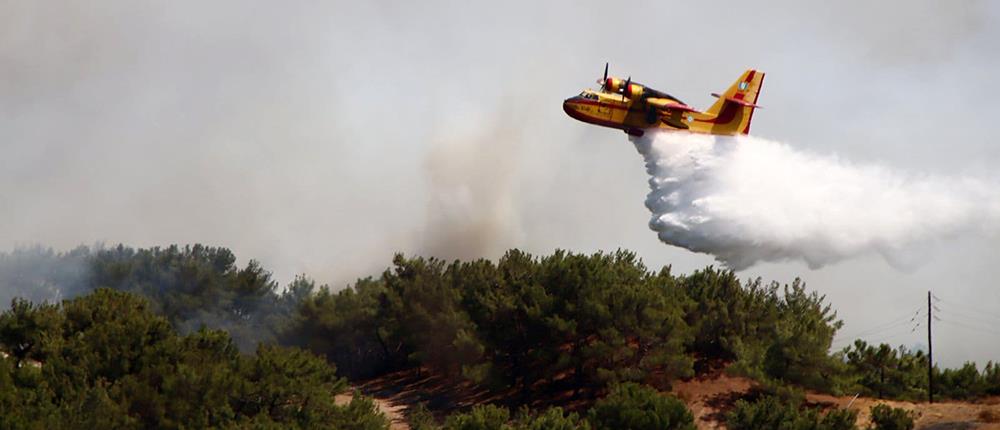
[932, 301, 1000, 333]
[834, 318, 915, 341]
[831, 322, 923, 349]
[868, 327, 923, 345]
[833, 307, 924, 341]
[934, 298, 1000, 322]
[936, 319, 1000, 337]
[935, 307, 1000, 328]
[840, 306, 924, 335]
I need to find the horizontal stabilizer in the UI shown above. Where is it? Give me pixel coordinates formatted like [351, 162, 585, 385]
[711, 92, 762, 108]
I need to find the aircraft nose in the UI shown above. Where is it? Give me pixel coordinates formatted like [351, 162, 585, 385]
[563, 96, 589, 122]
[562, 97, 578, 115]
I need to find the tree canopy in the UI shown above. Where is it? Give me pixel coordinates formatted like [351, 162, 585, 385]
[0, 288, 385, 429]
[3, 244, 999, 428]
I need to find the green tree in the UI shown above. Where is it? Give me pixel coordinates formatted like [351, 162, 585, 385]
[234, 344, 347, 424]
[379, 255, 482, 377]
[281, 276, 393, 379]
[935, 362, 984, 400]
[443, 404, 512, 430]
[531, 251, 692, 396]
[0, 289, 384, 429]
[983, 361, 1000, 395]
[842, 342, 927, 400]
[0, 298, 63, 367]
[587, 383, 694, 430]
[515, 407, 590, 430]
[682, 267, 763, 359]
[89, 244, 294, 351]
[763, 280, 843, 392]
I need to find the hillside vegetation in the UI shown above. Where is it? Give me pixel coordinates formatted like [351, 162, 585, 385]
[3, 245, 1000, 428]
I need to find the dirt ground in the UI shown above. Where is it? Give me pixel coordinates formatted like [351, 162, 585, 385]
[671, 369, 1000, 430]
[807, 393, 1000, 430]
[335, 390, 411, 430]
[343, 368, 1000, 430]
[671, 372, 755, 429]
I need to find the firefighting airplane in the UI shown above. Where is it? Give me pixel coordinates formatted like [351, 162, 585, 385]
[563, 63, 764, 137]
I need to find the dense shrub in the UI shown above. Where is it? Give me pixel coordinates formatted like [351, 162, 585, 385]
[442, 404, 512, 430]
[425, 387, 683, 430]
[407, 403, 439, 430]
[823, 408, 862, 430]
[331, 395, 392, 430]
[515, 407, 590, 430]
[0, 289, 385, 429]
[727, 395, 857, 430]
[978, 408, 1000, 423]
[867, 404, 914, 430]
[587, 383, 694, 430]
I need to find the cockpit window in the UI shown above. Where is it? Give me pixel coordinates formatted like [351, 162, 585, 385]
[579, 92, 599, 100]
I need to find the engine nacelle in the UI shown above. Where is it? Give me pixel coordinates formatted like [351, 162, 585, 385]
[605, 77, 622, 93]
[605, 78, 644, 99]
[623, 83, 643, 99]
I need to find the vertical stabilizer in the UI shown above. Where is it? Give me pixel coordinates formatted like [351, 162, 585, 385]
[704, 69, 764, 135]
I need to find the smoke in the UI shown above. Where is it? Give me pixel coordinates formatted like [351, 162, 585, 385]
[422, 120, 524, 260]
[634, 131, 1000, 270]
[0, 246, 93, 306]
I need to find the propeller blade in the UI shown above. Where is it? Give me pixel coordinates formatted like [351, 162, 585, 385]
[598, 62, 609, 90]
[622, 76, 631, 101]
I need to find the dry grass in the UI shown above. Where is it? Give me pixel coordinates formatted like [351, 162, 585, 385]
[979, 408, 1000, 423]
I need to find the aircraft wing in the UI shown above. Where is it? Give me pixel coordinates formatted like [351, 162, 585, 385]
[645, 97, 698, 112]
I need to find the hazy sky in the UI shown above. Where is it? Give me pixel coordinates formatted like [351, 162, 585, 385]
[3, 1, 999, 366]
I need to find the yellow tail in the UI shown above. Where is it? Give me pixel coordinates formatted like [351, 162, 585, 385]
[704, 69, 764, 135]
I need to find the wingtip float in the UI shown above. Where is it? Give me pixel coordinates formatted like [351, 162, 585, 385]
[563, 63, 764, 137]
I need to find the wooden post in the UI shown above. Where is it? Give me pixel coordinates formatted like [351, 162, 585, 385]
[928, 290, 934, 404]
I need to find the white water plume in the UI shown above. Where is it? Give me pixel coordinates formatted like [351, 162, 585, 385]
[634, 131, 1000, 270]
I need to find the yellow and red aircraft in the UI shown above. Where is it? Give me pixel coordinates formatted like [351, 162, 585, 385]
[563, 63, 764, 137]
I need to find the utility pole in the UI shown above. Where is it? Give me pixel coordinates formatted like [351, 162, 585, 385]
[928, 290, 934, 404]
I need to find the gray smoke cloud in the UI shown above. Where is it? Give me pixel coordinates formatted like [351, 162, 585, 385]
[634, 131, 1000, 270]
[0, 247, 92, 307]
[422, 115, 524, 260]
[2, 0, 1000, 366]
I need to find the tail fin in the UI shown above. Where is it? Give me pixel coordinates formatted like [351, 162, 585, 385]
[704, 69, 764, 135]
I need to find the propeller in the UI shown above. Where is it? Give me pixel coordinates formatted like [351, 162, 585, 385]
[622, 76, 631, 101]
[597, 62, 609, 90]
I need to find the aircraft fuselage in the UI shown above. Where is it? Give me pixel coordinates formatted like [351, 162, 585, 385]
[563, 69, 764, 137]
